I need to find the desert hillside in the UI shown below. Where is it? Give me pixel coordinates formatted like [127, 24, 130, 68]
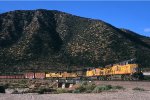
[0, 9, 149, 72]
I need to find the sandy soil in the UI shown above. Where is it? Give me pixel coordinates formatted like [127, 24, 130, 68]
[94, 81, 150, 90]
[0, 81, 150, 100]
[0, 91, 150, 100]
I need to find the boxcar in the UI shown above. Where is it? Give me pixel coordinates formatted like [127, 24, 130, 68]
[0, 76, 6, 79]
[46, 72, 62, 78]
[62, 72, 77, 78]
[15, 75, 25, 79]
[24, 72, 35, 79]
[34, 73, 45, 79]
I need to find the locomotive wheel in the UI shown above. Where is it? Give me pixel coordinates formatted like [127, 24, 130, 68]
[123, 75, 128, 81]
[102, 76, 105, 81]
[108, 76, 111, 81]
[106, 77, 109, 80]
[99, 77, 102, 80]
[104, 76, 107, 81]
[106, 76, 111, 81]
[129, 75, 133, 81]
[102, 77, 105, 81]
[97, 77, 101, 80]
[131, 76, 139, 81]
[126, 75, 132, 81]
[121, 75, 126, 81]
[101, 77, 104, 81]
[126, 75, 130, 81]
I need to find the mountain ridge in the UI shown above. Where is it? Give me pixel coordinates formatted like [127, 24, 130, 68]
[0, 9, 149, 72]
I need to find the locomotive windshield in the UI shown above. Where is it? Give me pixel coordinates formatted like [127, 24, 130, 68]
[128, 58, 136, 64]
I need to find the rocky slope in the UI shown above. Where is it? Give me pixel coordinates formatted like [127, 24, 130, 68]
[0, 9, 149, 72]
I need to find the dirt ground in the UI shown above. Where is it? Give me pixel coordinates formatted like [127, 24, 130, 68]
[94, 81, 150, 90]
[0, 81, 150, 100]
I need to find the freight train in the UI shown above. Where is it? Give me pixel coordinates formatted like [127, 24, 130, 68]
[0, 59, 144, 80]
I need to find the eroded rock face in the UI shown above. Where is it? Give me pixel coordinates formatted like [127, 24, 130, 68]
[0, 9, 149, 72]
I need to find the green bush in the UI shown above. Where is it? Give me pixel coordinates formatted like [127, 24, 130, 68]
[72, 89, 81, 93]
[112, 86, 124, 90]
[73, 83, 124, 93]
[0, 86, 5, 93]
[12, 90, 19, 94]
[92, 86, 102, 93]
[133, 87, 145, 91]
[38, 89, 45, 94]
[38, 88, 55, 94]
[85, 83, 96, 91]
[80, 81, 88, 86]
[92, 85, 112, 93]
[56, 88, 70, 93]
[73, 82, 96, 93]
[75, 85, 86, 93]
[85, 90, 92, 93]
[144, 76, 150, 80]
[76, 82, 96, 93]
[3, 84, 9, 89]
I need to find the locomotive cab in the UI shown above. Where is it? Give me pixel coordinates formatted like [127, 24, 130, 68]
[127, 59, 144, 80]
[130, 65, 144, 80]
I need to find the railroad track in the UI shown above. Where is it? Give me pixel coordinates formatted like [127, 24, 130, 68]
[0, 78, 150, 82]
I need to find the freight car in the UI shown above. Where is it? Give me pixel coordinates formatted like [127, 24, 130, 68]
[24, 72, 35, 79]
[46, 72, 62, 79]
[0, 74, 24, 79]
[45, 71, 78, 79]
[34, 73, 45, 79]
[24, 72, 46, 79]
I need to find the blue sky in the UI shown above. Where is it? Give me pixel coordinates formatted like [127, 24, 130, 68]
[0, 1, 150, 37]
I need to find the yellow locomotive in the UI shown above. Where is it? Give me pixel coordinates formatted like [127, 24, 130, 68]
[37, 59, 144, 80]
[86, 59, 144, 80]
